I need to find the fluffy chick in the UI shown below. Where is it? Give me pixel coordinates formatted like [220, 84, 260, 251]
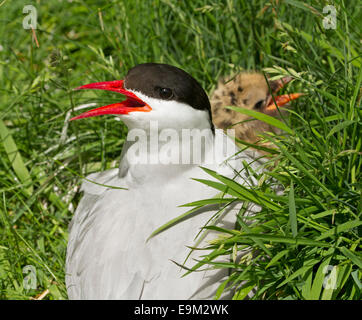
[210, 72, 292, 151]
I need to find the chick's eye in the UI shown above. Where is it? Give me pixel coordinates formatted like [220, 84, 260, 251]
[254, 100, 264, 110]
[158, 87, 173, 99]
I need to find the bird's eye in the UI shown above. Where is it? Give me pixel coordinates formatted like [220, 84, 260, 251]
[254, 100, 264, 110]
[158, 87, 173, 100]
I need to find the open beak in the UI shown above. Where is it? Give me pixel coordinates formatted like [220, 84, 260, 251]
[264, 76, 303, 112]
[70, 80, 151, 121]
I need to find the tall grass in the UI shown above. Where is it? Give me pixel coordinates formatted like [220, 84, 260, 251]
[0, 0, 360, 299]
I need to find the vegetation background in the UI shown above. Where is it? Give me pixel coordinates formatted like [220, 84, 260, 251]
[0, 0, 360, 299]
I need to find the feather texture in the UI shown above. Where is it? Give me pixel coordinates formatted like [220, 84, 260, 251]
[66, 130, 263, 299]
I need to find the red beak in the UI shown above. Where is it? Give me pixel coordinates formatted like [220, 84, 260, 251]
[70, 80, 151, 121]
[265, 76, 303, 112]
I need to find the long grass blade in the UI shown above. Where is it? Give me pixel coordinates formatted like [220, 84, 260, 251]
[288, 182, 298, 237]
[226, 106, 293, 134]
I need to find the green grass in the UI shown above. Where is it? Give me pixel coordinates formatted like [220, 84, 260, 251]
[0, 0, 360, 299]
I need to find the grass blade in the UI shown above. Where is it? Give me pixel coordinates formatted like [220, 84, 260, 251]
[326, 120, 355, 139]
[147, 205, 204, 241]
[228, 233, 331, 247]
[0, 119, 33, 195]
[339, 247, 362, 269]
[265, 249, 289, 269]
[226, 106, 293, 134]
[277, 258, 320, 288]
[310, 254, 333, 300]
[316, 220, 362, 241]
[288, 182, 298, 237]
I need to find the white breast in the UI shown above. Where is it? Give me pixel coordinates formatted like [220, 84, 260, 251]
[66, 130, 262, 299]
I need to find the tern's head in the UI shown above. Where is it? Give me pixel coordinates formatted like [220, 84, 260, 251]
[71, 63, 213, 131]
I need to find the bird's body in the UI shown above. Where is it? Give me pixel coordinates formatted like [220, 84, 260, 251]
[66, 63, 264, 300]
[66, 129, 260, 299]
[66, 64, 300, 300]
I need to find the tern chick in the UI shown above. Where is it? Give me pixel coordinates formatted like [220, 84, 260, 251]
[211, 72, 301, 151]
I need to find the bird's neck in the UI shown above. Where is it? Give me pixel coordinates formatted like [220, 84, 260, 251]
[120, 122, 213, 173]
[117, 123, 240, 186]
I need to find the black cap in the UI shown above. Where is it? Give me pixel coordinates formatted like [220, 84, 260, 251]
[124, 63, 213, 126]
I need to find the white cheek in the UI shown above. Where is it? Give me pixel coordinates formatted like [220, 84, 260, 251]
[126, 91, 211, 130]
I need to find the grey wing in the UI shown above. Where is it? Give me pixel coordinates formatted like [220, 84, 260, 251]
[65, 191, 100, 299]
[65, 169, 144, 299]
